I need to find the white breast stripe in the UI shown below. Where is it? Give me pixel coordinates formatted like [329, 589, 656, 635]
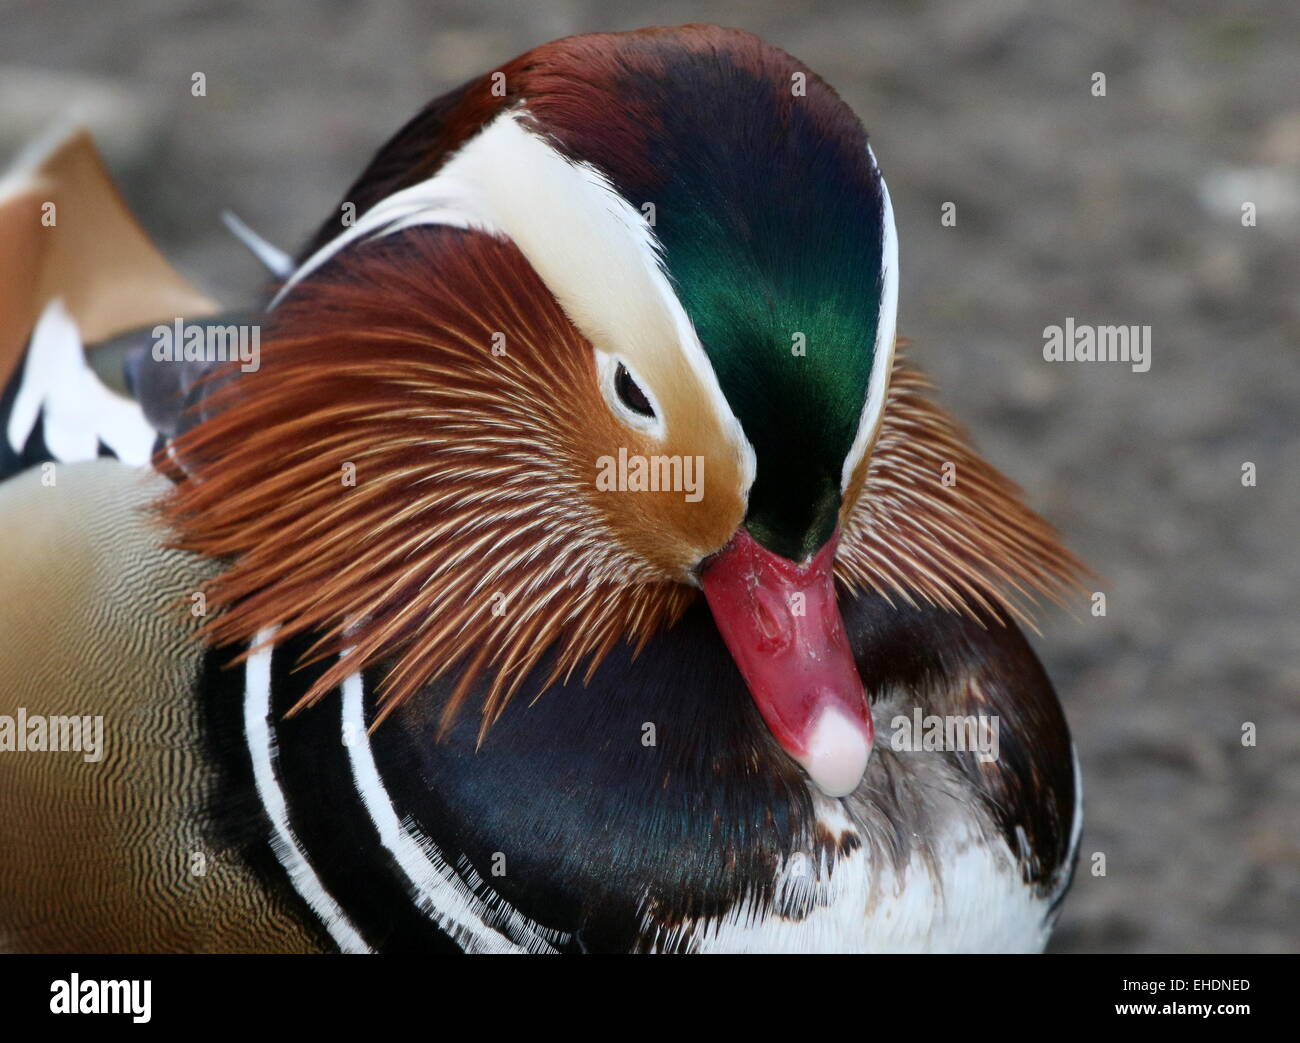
[243, 630, 372, 954]
[7, 297, 156, 466]
[273, 108, 755, 492]
[839, 151, 900, 492]
[341, 667, 560, 954]
[1057, 743, 1085, 907]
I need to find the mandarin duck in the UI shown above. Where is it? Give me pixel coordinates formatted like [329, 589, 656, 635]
[0, 25, 1084, 953]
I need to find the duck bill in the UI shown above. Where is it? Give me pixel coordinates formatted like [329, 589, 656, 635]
[700, 528, 873, 797]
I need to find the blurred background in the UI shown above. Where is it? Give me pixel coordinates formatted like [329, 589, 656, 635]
[2, 0, 1295, 952]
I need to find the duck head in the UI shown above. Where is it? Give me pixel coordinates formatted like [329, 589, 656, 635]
[162, 26, 1077, 799]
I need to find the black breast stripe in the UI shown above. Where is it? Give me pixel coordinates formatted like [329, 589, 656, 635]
[196, 647, 337, 954]
[267, 633, 461, 953]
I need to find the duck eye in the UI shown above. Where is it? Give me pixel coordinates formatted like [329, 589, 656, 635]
[614, 362, 655, 418]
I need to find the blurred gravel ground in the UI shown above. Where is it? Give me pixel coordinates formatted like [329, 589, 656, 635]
[2, 0, 1296, 952]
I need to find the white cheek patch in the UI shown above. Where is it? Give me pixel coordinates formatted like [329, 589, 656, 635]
[275, 109, 754, 485]
[839, 149, 899, 493]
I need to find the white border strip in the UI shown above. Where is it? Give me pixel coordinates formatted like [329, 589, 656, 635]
[840, 150, 900, 493]
[244, 628, 372, 953]
[342, 668, 557, 954]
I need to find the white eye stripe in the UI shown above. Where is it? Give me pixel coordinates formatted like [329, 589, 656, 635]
[275, 108, 755, 489]
[840, 149, 899, 493]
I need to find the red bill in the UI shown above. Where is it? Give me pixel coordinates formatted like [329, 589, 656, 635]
[700, 528, 873, 797]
